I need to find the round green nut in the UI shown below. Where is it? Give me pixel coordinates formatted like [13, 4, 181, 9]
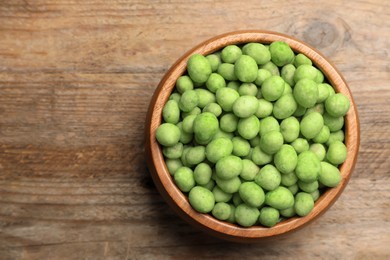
[259, 207, 280, 227]
[232, 95, 259, 118]
[216, 87, 240, 112]
[232, 136, 251, 157]
[188, 186, 215, 213]
[174, 167, 195, 192]
[220, 113, 239, 133]
[309, 143, 327, 161]
[254, 68, 272, 86]
[317, 83, 331, 103]
[255, 164, 281, 191]
[269, 41, 295, 67]
[238, 181, 265, 208]
[193, 162, 212, 185]
[215, 155, 243, 180]
[238, 83, 258, 96]
[251, 145, 273, 166]
[265, 186, 295, 210]
[162, 100, 180, 124]
[280, 116, 300, 143]
[179, 90, 199, 112]
[205, 137, 233, 163]
[227, 81, 240, 90]
[217, 63, 238, 81]
[293, 64, 318, 82]
[165, 158, 183, 175]
[202, 102, 222, 117]
[259, 116, 280, 136]
[293, 53, 312, 67]
[255, 99, 273, 118]
[323, 112, 344, 132]
[163, 142, 183, 159]
[260, 61, 280, 76]
[177, 122, 193, 144]
[169, 92, 181, 103]
[295, 151, 321, 183]
[281, 64, 296, 86]
[235, 204, 260, 227]
[234, 55, 259, 83]
[300, 112, 324, 139]
[237, 115, 260, 140]
[242, 42, 271, 65]
[281, 172, 298, 186]
[193, 112, 219, 144]
[226, 204, 236, 223]
[298, 180, 319, 193]
[185, 146, 205, 165]
[195, 88, 215, 109]
[212, 202, 232, 221]
[215, 176, 241, 193]
[326, 141, 347, 165]
[293, 78, 319, 108]
[294, 192, 314, 217]
[291, 138, 310, 154]
[187, 54, 212, 84]
[221, 45, 242, 63]
[206, 73, 226, 93]
[313, 125, 330, 144]
[326, 130, 345, 147]
[212, 185, 232, 203]
[319, 161, 342, 187]
[325, 93, 350, 117]
[182, 114, 197, 134]
[274, 144, 298, 174]
[261, 76, 285, 102]
[240, 159, 260, 181]
[206, 54, 221, 72]
[259, 130, 284, 155]
[273, 93, 298, 120]
[176, 75, 194, 94]
[156, 123, 181, 147]
[280, 207, 296, 218]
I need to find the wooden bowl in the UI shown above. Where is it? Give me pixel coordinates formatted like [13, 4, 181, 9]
[145, 30, 360, 242]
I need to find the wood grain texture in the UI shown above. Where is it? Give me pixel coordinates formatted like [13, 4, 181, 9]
[0, 0, 389, 259]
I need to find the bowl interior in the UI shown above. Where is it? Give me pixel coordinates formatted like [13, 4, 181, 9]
[145, 30, 360, 242]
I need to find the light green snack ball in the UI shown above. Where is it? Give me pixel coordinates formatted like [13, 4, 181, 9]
[293, 104, 307, 117]
[221, 45, 242, 63]
[187, 54, 212, 84]
[212, 129, 234, 141]
[185, 146, 206, 166]
[201, 179, 215, 191]
[243, 147, 254, 160]
[291, 138, 310, 154]
[326, 130, 345, 147]
[254, 68, 273, 86]
[242, 42, 271, 65]
[163, 100, 180, 124]
[205, 137, 233, 164]
[287, 183, 299, 195]
[259, 130, 284, 155]
[216, 87, 240, 112]
[233, 95, 259, 118]
[260, 61, 280, 76]
[216, 155, 243, 180]
[227, 81, 240, 91]
[238, 83, 258, 96]
[202, 102, 222, 117]
[325, 93, 350, 117]
[259, 207, 280, 227]
[293, 64, 318, 83]
[215, 176, 241, 193]
[179, 90, 199, 112]
[265, 186, 295, 210]
[232, 192, 243, 206]
[293, 78, 319, 108]
[240, 159, 260, 181]
[227, 204, 236, 223]
[169, 92, 181, 103]
[309, 143, 327, 161]
[234, 55, 259, 83]
[281, 171, 298, 186]
[280, 207, 296, 218]
[194, 88, 215, 109]
[298, 180, 319, 193]
[305, 103, 325, 117]
[163, 142, 183, 159]
[193, 162, 212, 185]
[300, 112, 324, 139]
[255, 99, 273, 118]
[206, 73, 226, 93]
[235, 204, 260, 227]
[323, 112, 344, 132]
[176, 75, 194, 94]
[189, 186, 215, 213]
[259, 116, 280, 136]
[239, 181, 265, 207]
[217, 63, 238, 81]
[327, 83, 336, 96]
[193, 112, 219, 144]
[280, 117, 300, 143]
[294, 192, 314, 216]
[237, 115, 260, 140]
[181, 106, 201, 119]
[315, 69, 324, 83]
[261, 76, 285, 101]
[326, 141, 347, 165]
[176, 122, 193, 144]
[252, 145, 273, 166]
[282, 82, 292, 95]
[212, 202, 232, 221]
[220, 113, 239, 133]
[180, 146, 190, 167]
[293, 53, 312, 67]
[232, 136, 251, 157]
[174, 167, 195, 192]
[212, 185, 233, 203]
[319, 161, 342, 187]
[165, 158, 183, 176]
[156, 123, 181, 147]
[182, 114, 197, 134]
[255, 164, 281, 191]
[274, 144, 298, 174]
[295, 151, 321, 183]
[317, 83, 331, 103]
[310, 189, 320, 202]
[206, 54, 221, 72]
[269, 41, 295, 67]
[281, 64, 296, 86]
[313, 125, 330, 144]
[250, 136, 261, 147]
[273, 93, 298, 119]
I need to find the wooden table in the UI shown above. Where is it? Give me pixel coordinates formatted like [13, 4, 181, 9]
[1, 1, 389, 259]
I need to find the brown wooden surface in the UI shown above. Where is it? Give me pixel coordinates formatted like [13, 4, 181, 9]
[0, 0, 389, 259]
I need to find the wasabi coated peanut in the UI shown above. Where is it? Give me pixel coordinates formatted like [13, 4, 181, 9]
[232, 95, 259, 118]
[212, 202, 232, 220]
[294, 192, 314, 217]
[227, 81, 240, 90]
[310, 189, 320, 202]
[293, 104, 307, 117]
[326, 140, 347, 165]
[215, 176, 241, 193]
[176, 75, 194, 94]
[216, 87, 240, 112]
[205, 137, 233, 163]
[305, 103, 324, 115]
[212, 186, 233, 203]
[201, 179, 215, 191]
[325, 93, 350, 117]
[259, 130, 284, 155]
[234, 55, 258, 83]
[280, 171, 298, 186]
[194, 162, 212, 185]
[259, 116, 280, 136]
[194, 88, 215, 108]
[280, 207, 296, 218]
[255, 99, 273, 118]
[179, 90, 199, 112]
[165, 158, 183, 175]
[260, 61, 280, 76]
[177, 122, 193, 144]
[254, 68, 272, 86]
[232, 192, 243, 206]
[298, 180, 319, 193]
[319, 161, 341, 187]
[162, 100, 180, 124]
[206, 54, 221, 72]
[259, 207, 280, 227]
[202, 102, 222, 117]
[293, 53, 312, 67]
[293, 78, 319, 108]
[215, 155, 243, 180]
[221, 45, 242, 63]
[180, 146, 191, 167]
[227, 204, 236, 223]
[186, 146, 205, 164]
[169, 92, 181, 103]
[280, 116, 300, 143]
[293, 64, 318, 83]
[235, 204, 260, 227]
[206, 73, 226, 93]
[174, 167, 195, 192]
[326, 130, 345, 146]
[291, 138, 310, 154]
[239, 181, 265, 208]
[156, 123, 181, 147]
[220, 113, 239, 133]
[261, 76, 285, 101]
[274, 144, 298, 174]
[232, 136, 251, 157]
[300, 112, 324, 139]
[212, 129, 234, 140]
[193, 112, 219, 144]
[269, 41, 295, 67]
[273, 93, 298, 119]
[238, 83, 258, 96]
[181, 106, 201, 118]
[265, 186, 295, 210]
[281, 64, 296, 86]
[282, 82, 293, 95]
[309, 143, 327, 161]
[189, 186, 215, 213]
[287, 183, 299, 195]
[240, 159, 260, 181]
[323, 112, 344, 132]
[251, 145, 273, 166]
[217, 63, 238, 81]
[187, 54, 212, 84]
[249, 136, 260, 147]
[317, 83, 331, 103]
[312, 125, 330, 144]
[237, 115, 260, 140]
[163, 142, 183, 159]
[182, 114, 197, 134]
[255, 164, 281, 191]
[295, 151, 321, 183]
[242, 42, 271, 65]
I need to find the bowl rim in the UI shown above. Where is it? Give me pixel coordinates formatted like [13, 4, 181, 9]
[145, 30, 360, 242]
